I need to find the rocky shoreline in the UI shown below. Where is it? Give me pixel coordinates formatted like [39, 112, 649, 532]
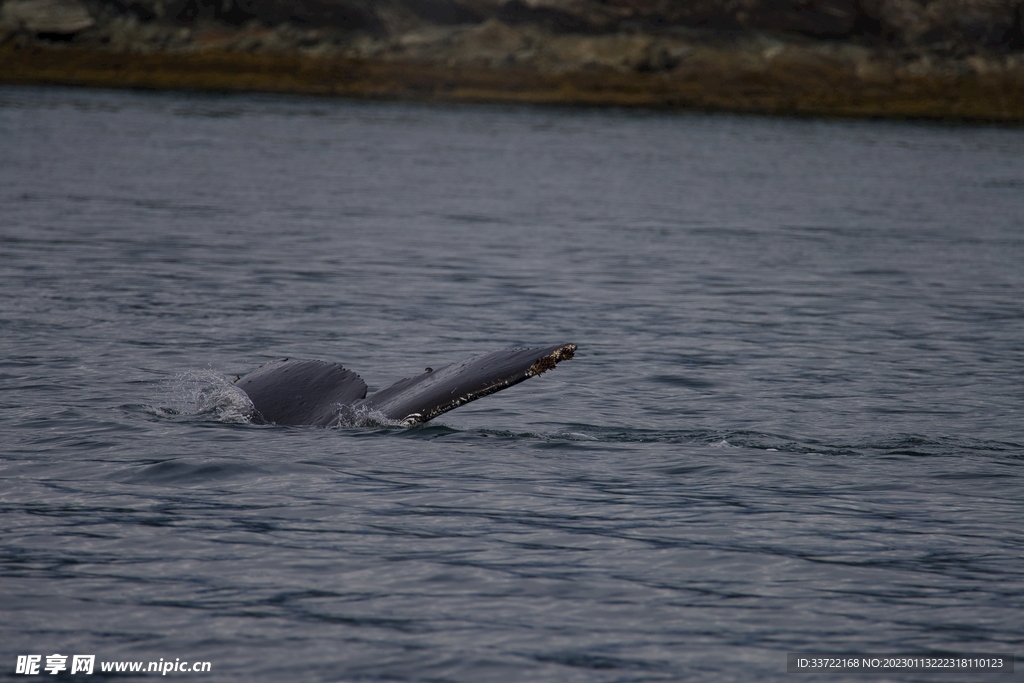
[2, 0, 1023, 120]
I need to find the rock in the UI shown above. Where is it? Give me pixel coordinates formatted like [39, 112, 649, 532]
[136, 0, 382, 30]
[495, 0, 623, 33]
[236, 0, 381, 29]
[1, 0, 95, 34]
[635, 43, 692, 71]
[4, 0, 1021, 62]
[745, 0, 862, 38]
[596, 0, 746, 31]
[99, 0, 165, 22]
[853, 0, 1023, 50]
[455, 18, 534, 62]
[480, 0, 1024, 51]
[490, 0, 867, 38]
[400, 0, 483, 24]
[936, 0, 1022, 48]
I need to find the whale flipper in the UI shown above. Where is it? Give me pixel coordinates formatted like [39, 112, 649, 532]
[234, 343, 576, 427]
[359, 343, 576, 425]
[235, 358, 367, 426]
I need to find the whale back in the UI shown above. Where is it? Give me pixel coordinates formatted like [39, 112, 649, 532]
[235, 358, 367, 426]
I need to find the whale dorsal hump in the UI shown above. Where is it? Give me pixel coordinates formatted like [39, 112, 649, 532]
[235, 358, 367, 426]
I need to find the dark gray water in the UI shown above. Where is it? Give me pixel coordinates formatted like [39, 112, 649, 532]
[2, 84, 1023, 681]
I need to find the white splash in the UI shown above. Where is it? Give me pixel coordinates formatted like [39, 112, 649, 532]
[161, 369, 254, 424]
[325, 404, 405, 429]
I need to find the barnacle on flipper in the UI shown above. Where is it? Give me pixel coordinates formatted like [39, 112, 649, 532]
[529, 344, 576, 376]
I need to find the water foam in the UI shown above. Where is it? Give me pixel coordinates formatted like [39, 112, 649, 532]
[159, 369, 254, 424]
[324, 405, 405, 429]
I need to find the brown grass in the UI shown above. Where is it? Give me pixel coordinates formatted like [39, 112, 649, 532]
[2, 43, 1023, 122]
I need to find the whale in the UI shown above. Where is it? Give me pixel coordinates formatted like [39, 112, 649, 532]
[233, 343, 576, 426]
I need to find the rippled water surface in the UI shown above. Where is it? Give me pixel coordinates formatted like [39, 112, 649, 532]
[2, 85, 1023, 681]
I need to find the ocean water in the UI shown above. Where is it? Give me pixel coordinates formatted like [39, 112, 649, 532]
[1, 84, 1022, 681]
